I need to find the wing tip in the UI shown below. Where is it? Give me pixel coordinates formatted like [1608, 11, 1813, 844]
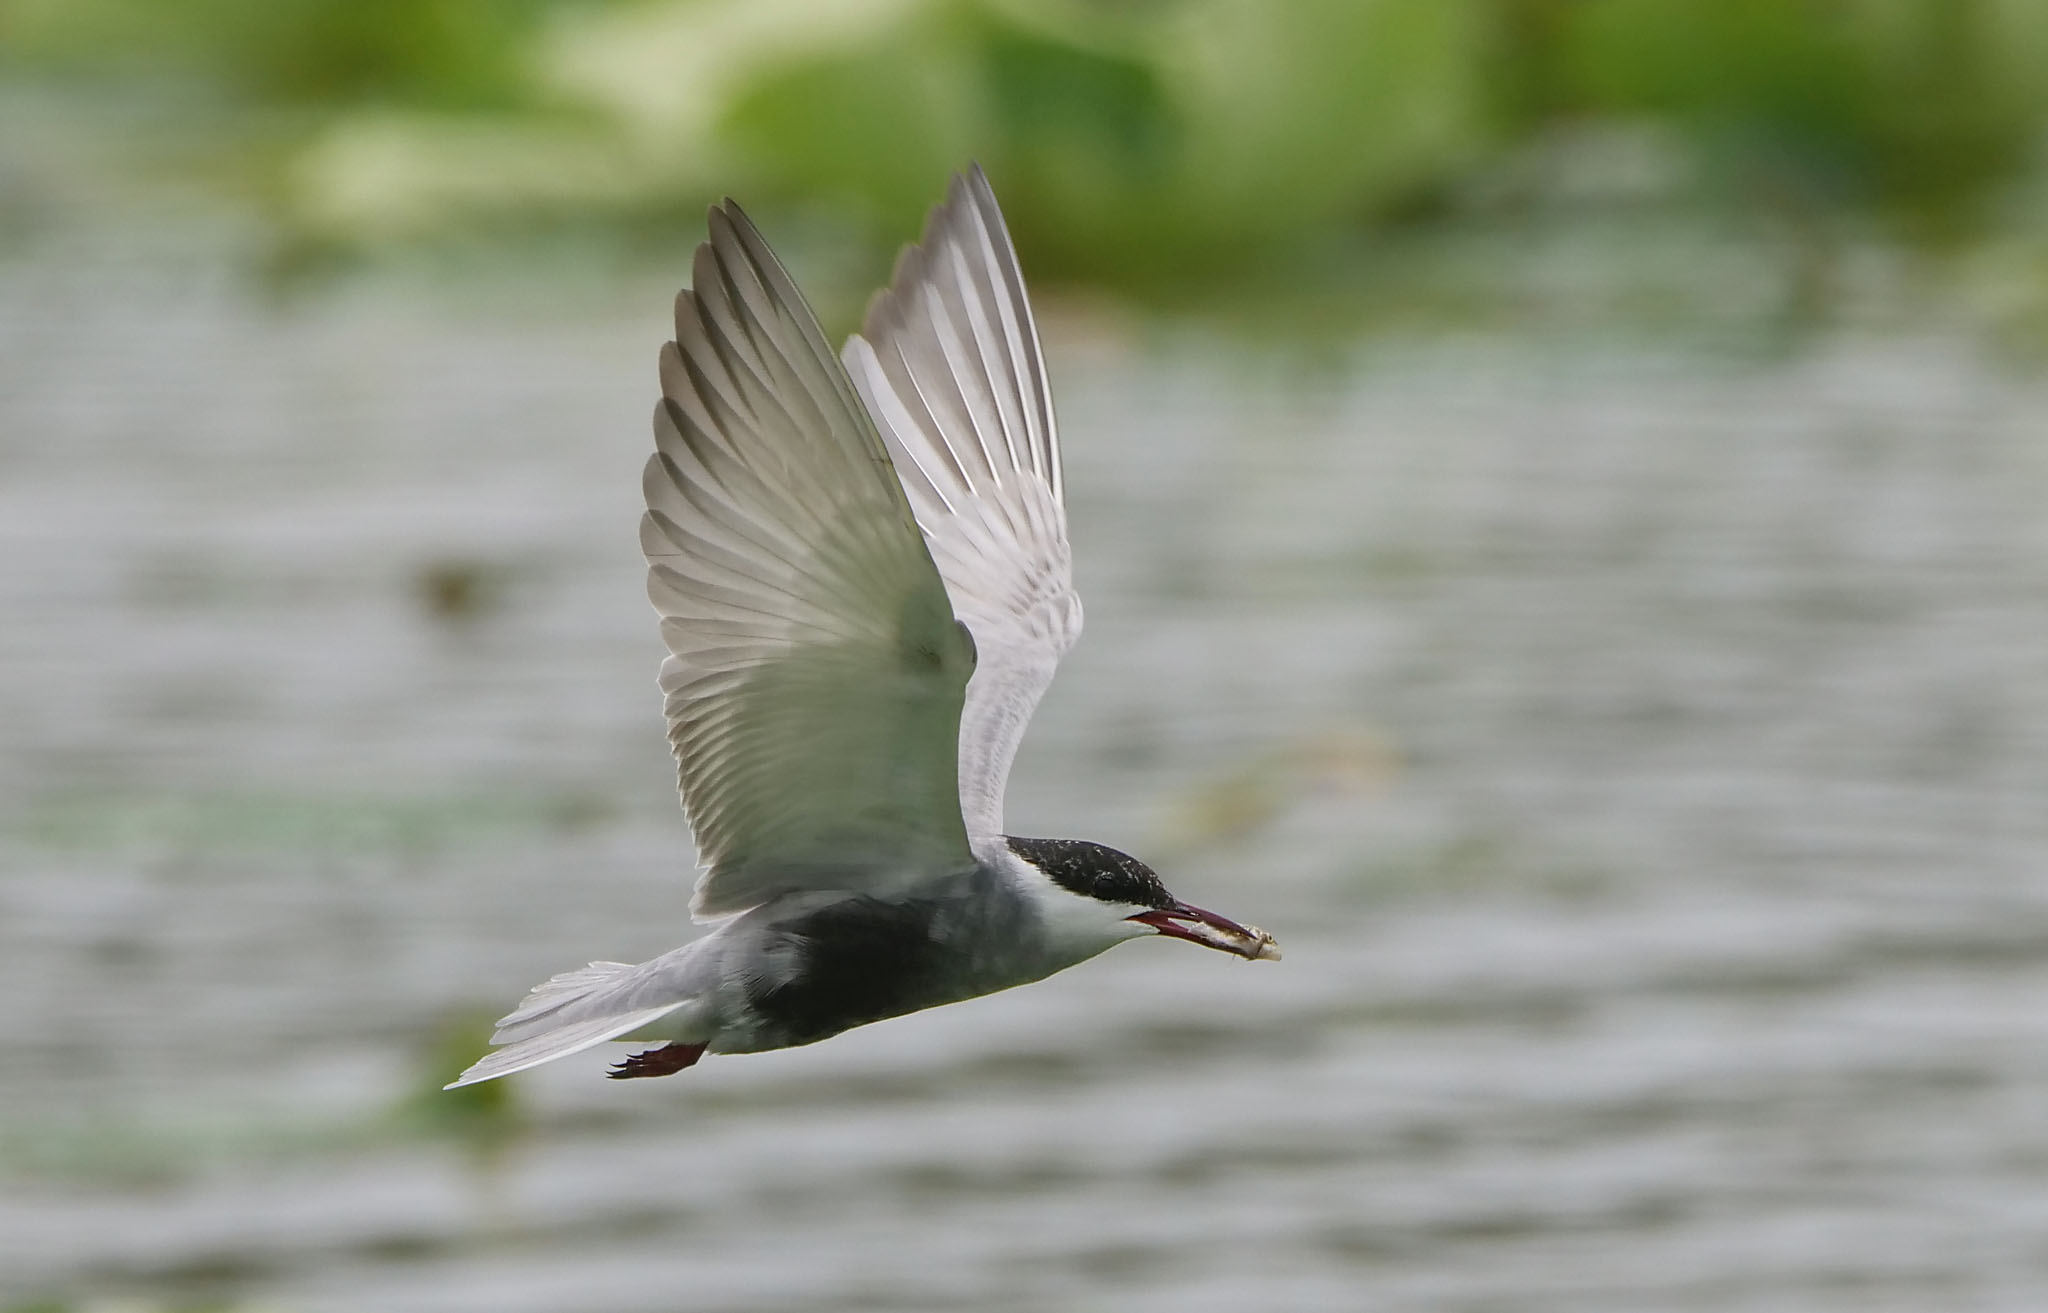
[855, 161, 996, 344]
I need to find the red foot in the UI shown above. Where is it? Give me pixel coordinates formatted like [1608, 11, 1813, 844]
[608, 1041, 708, 1080]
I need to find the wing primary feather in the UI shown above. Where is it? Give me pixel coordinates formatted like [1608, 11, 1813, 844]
[911, 280, 1007, 495]
[936, 239, 1027, 491]
[845, 340, 963, 519]
[950, 190, 1034, 480]
[963, 165, 1060, 500]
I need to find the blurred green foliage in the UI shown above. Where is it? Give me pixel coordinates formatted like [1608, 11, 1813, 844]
[4, 0, 2046, 297]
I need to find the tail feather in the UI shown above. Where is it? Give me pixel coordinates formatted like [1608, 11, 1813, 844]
[446, 1003, 688, 1088]
[490, 960, 639, 1044]
[447, 953, 707, 1089]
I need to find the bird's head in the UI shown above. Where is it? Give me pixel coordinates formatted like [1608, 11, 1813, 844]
[1006, 836, 1281, 963]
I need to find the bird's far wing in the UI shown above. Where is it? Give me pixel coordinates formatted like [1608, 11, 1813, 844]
[646, 200, 977, 921]
[842, 166, 1081, 840]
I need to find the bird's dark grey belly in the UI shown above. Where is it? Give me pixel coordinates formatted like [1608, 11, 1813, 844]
[740, 895, 983, 1048]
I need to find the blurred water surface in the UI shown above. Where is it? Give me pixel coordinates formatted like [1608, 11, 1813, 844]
[4, 242, 2048, 1312]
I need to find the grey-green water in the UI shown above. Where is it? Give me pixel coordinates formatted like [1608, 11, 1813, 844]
[5, 246, 2048, 1312]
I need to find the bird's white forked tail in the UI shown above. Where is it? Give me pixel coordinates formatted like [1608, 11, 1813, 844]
[445, 960, 692, 1088]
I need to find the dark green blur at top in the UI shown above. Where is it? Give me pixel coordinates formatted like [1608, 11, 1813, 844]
[6, 0, 2046, 302]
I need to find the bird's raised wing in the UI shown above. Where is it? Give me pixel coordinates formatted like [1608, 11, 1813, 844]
[842, 167, 1081, 840]
[644, 201, 977, 921]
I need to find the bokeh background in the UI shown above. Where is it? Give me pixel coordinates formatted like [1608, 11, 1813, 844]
[7, 2, 2048, 1310]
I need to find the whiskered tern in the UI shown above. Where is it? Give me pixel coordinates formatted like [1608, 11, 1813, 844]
[450, 168, 1277, 1089]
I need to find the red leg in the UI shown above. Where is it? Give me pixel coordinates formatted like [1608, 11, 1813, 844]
[607, 1041, 708, 1080]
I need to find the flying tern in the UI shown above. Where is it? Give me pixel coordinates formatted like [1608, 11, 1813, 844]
[450, 168, 1278, 1089]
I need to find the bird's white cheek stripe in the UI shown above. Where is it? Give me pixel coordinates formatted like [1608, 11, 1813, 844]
[1018, 880, 1154, 956]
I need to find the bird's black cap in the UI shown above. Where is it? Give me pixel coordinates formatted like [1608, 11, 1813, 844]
[1005, 835, 1172, 908]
